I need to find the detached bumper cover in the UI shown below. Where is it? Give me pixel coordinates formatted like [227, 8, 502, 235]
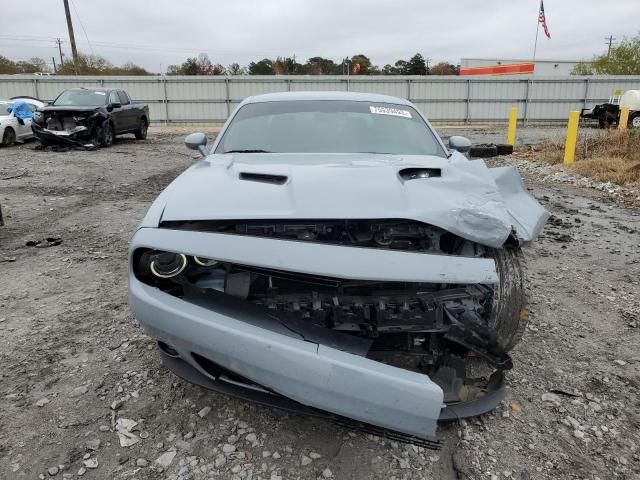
[130, 276, 444, 439]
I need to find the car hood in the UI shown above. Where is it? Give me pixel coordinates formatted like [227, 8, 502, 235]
[156, 153, 548, 248]
[40, 106, 104, 113]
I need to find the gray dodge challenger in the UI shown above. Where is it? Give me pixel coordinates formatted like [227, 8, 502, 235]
[129, 91, 548, 447]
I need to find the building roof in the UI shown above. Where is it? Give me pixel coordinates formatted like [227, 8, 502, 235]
[461, 58, 583, 64]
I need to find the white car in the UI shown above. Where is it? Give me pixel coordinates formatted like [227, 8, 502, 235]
[0, 97, 45, 146]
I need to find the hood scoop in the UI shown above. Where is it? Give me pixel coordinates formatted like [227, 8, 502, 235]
[399, 168, 441, 180]
[239, 172, 288, 185]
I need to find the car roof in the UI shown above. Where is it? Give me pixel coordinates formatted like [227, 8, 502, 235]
[242, 91, 413, 106]
[66, 87, 116, 93]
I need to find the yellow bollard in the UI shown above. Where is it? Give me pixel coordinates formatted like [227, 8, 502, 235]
[507, 107, 518, 146]
[563, 111, 580, 165]
[619, 106, 630, 130]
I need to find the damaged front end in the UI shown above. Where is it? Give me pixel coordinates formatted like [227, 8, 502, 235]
[130, 218, 522, 447]
[32, 108, 108, 150]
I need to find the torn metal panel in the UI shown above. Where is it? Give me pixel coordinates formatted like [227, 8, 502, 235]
[488, 166, 550, 243]
[133, 227, 499, 284]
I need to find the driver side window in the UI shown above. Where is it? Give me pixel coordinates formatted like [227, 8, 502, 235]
[109, 91, 120, 104]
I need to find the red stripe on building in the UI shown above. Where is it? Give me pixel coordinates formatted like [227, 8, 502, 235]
[459, 63, 535, 76]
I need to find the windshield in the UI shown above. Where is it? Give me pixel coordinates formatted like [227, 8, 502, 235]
[215, 100, 446, 157]
[53, 90, 108, 107]
[0, 102, 11, 115]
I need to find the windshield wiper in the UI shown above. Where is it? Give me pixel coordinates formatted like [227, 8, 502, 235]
[224, 149, 272, 153]
[355, 151, 394, 155]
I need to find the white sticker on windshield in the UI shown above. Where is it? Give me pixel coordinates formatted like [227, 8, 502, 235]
[95, 92, 106, 95]
[369, 106, 412, 118]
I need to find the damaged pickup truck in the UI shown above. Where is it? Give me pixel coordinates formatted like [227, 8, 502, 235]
[129, 92, 548, 447]
[32, 88, 149, 149]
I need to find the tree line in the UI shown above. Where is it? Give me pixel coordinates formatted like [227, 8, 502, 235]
[167, 53, 459, 76]
[0, 53, 150, 75]
[0, 52, 458, 76]
[8, 35, 638, 77]
[571, 34, 640, 75]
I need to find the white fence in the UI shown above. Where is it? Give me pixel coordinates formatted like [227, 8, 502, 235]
[1, 75, 638, 124]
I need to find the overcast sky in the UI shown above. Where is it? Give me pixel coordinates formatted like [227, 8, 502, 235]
[2, 0, 639, 72]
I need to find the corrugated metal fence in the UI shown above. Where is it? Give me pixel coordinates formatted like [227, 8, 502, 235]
[1, 74, 638, 123]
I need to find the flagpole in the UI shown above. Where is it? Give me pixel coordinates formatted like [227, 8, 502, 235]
[532, 2, 541, 63]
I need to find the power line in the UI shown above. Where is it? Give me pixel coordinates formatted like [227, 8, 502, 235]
[69, 0, 95, 57]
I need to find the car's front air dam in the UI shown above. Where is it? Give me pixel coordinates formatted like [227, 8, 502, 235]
[129, 277, 444, 440]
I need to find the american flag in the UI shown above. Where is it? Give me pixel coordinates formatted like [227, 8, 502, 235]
[538, 1, 551, 39]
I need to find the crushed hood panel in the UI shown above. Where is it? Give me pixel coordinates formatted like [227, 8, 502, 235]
[158, 153, 547, 248]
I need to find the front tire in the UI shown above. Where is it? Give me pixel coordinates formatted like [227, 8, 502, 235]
[487, 247, 527, 351]
[101, 122, 114, 147]
[1, 127, 16, 147]
[629, 112, 640, 129]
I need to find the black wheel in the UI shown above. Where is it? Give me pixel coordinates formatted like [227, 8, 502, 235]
[487, 247, 527, 351]
[629, 112, 640, 129]
[496, 144, 514, 155]
[1, 127, 16, 147]
[135, 118, 148, 139]
[101, 122, 114, 147]
[469, 144, 498, 158]
[91, 125, 103, 146]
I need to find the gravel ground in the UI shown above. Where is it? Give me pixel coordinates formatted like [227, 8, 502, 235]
[1, 128, 639, 480]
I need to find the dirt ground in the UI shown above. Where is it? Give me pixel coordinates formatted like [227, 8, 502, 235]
[1, 127, 639, 480]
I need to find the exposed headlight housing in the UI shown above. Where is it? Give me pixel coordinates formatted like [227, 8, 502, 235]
[150, 252, 188, 278]
[134, 249, 221, 282]
[193, 256, 218, 267]
[137, 250, 188, 279]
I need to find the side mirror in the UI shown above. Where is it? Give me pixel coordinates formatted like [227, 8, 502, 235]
[185, 132, 209, 157]
[107, 102, 121, 111]
[448, 135, 472, 153]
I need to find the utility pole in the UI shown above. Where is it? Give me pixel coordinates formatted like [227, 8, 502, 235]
[56, 38, 64, 66]
[52, 56, 57, 74]
[63, 0, 79, 70]
[605, 35, 616, 56]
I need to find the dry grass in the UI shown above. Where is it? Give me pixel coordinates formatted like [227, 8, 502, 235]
[530, 129, 640, 185]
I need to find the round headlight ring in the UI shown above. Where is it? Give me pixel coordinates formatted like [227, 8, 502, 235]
[193, 256, 218, 267]
[150, 253, 188, 279]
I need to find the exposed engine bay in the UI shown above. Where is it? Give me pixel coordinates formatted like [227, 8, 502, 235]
[134, 219, 518, 431]
[31, 109, 108, 150]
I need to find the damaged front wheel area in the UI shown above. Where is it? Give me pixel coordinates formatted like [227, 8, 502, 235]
[94, 122, 114, 148]
[487, 247, 527, 351]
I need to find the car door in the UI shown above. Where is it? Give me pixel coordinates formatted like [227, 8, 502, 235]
[108, 90, 126, 133]
[118, 91, 136, 131]
[15, 102, 39, 140]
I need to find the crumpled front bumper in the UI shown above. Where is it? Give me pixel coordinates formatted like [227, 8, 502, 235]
[31, 122, 96, 149]
[130, 276, 445, 440]
[129, 227, 509, 442]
